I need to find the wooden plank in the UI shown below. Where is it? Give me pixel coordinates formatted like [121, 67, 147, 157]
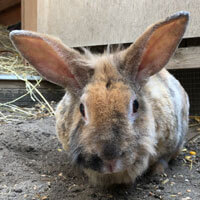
[0, 80, 64, 107]
[0, 88, 64, 107]
[0, 80, 62, 89]
[0, 0, 20, 12]
[0, 4, 21, 26]
[37, 0, 200, 47]
[21, 0, 37, 31]
[166, 47, 200, 69]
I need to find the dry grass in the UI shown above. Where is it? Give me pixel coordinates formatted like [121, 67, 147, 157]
[0, 25, 55, 123]
[0, 25, 38, 76]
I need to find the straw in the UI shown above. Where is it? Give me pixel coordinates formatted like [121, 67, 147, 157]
[0, 25, 55, 123]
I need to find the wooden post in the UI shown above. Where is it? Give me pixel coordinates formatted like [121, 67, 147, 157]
[21, 0, 37, 31]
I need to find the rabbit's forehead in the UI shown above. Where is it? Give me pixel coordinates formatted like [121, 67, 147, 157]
[81, 56, 135, 118]
[82, 81, 133, 116]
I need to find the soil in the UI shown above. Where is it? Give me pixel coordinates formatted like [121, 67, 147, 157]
[0, 116, 199, 200]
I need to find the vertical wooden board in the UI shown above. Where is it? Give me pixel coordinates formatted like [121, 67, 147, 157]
[37, 0, 200, 47]
[21, 0, 37, 31]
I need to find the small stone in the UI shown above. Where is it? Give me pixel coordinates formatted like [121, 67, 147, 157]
[14, 188, 22, 193]
[154, 194, 162, 199]
[163, 173, 167, 177]
[90, 193, 97, 198]
[42, 196, 49, 200]
[171, 194, 177, 197]
[16, 122, 23, 125]
[42, 132, 50, 137]
[57, 148, 62, 152]
[156, 189, 161, 193]
[162, 178, 169, 185]
[170, 181, 175, 186]
[158, 186, 164, 190]
[25, 146, 35, 152]
[58, 173, 63, 177]
[182, 197, 191, 200]
[69, 185, 83, 193]
[182, 148, 187, 152]
[6, 171, 13, 176]
[185, 155, 192, 160]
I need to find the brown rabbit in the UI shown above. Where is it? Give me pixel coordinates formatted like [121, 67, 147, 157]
[10, 11, 189, 186]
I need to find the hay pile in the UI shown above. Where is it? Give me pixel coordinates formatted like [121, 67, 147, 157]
[0, 25, 38, 76]
[0, 25, 54, 123]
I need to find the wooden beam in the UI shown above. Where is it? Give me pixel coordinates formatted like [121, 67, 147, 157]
[166, 47, 200, 69]
[21, 0, 37, 31]
[0, 0, 20, 12]
[0, 79, 64, 107]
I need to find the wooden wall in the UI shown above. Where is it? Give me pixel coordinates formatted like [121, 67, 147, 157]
[35, 0, 200, 47]
[21, 0, 200, 70]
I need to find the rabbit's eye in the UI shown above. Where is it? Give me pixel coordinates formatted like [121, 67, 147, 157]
[133, 100, 139, 113]
[80, 103, 85, 117]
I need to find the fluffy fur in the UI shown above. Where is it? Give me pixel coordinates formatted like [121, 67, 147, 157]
[56, 58, 189, 186]
[10, 11, 190, 186]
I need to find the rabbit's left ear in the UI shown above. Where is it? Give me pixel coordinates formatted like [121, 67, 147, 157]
[122, 11, 189, 86]
[10, 31, 93, 95]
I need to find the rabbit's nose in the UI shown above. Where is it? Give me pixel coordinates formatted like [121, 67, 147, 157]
[104, 159, 117, 173]
[102, 142, 119, 160]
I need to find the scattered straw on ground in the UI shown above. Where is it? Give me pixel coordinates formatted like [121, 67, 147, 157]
[0, 25, 55, 123]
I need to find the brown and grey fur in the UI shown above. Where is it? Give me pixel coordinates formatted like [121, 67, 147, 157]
[10, 11, 189, 186]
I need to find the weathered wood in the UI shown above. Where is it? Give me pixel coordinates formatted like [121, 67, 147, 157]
[36, 0, 199, 47]
[0, 80, 64, 107]
[0, 0, 20, 12]
[166, 47, 200, 70]
[21, 0, 37, 31]
[21, 1, 200, 69]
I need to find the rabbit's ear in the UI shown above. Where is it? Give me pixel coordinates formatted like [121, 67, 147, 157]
[10, 31, 93, 94]
[122, 11, 189, 86]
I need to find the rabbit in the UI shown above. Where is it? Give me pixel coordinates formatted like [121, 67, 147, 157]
[10, 11, 189, 186]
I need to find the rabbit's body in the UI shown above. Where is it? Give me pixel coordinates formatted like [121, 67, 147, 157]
[55, 61, 189, 185]
[10, 11, 189, 186]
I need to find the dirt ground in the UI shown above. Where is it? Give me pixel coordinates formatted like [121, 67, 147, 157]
[0, 116, 199, 200]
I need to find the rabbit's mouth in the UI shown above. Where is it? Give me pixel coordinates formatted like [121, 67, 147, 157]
[73, 152, 124, 174]
[101, 159, 123, 174]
